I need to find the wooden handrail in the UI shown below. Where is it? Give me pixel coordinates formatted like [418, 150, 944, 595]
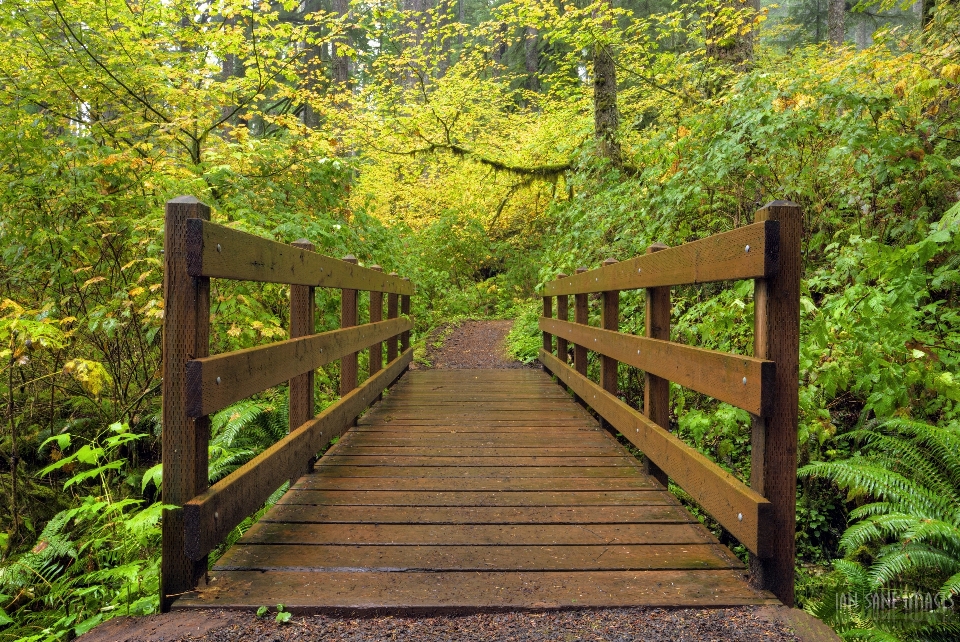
[161, 196, 415, 611]
[537, 201, 799, 606]
[185, 219, 414, 294]
[543, 221, 779, 296]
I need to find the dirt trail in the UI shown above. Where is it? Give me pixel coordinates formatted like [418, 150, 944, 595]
[413, 319, 531, 370]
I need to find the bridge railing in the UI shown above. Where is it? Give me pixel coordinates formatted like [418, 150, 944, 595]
[160, 196, 414, 611]
[538, 201, 800, 605]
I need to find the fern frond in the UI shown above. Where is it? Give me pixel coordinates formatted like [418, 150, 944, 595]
[938, 570, 960, 600]
[867, 543, 960, 588]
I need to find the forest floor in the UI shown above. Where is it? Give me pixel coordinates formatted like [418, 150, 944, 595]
[412, 319, 532, 369]
[77, 605, 839, 641]
[77, 320, 838, 642]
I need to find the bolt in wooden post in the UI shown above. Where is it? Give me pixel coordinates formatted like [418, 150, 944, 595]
[750, 201, 801, 606]
[542, 293, 553, 374]
[387, 273, 399, 363]
[340, 255, 359, 395]
[161, 196, 210, 612]
[400, 277, 411, 355]
[644, 243, 670, 488]
[556, 274, 569, 364]
[369, 266, 384, 378]
[600, 259, 619, 431]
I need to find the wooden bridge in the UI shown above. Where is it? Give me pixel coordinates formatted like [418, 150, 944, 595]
[160, 197, 800, 613]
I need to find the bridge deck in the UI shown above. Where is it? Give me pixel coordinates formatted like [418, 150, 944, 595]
[175, 369, 775, 612]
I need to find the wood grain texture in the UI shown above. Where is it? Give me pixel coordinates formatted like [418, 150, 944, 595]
[386, 286, 399, 363]
[288, 240, 315, 478]
[185, 219, 413, 294]
[644, 243, 671, 486]
[340, 255, 359, 395]
[185, 318, 411, 417]
[543, 221, 779, 296]
[600, 259, 619, 404]
[368, 266, 384, 378]
[556, 274, 569, 365]
[538, 319, 773, 415]
[749, 202, 802, 605]
[160, 196, 210, 612]
[539, 349, 772, 556]
[174, 570, 778, 612]
[183, 348, 413, 560]
[400, 291, 411, 353]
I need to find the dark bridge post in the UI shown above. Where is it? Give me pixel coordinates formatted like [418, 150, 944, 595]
[750, 201, 801, 606]
[340, 255, 359, 394]
[289, 239, 316, 479]
[541, 292, 553, 374]
[644, 244, 670, 488]
[600, 259, 619, 431]
[160, 197, 211, 612]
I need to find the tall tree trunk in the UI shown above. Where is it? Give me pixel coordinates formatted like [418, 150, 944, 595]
[301, 0, 325, 128]
[828, 0, 845, 45]
[525, 26, 540, 92]
[593, 41, 620, 165]
[332, 0, 351, 89]
[854, 16, 871, 49]
[705, 0, 755, 66]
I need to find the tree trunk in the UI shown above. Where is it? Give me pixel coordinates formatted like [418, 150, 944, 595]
[828, 0, 845, 45]
[332, 0, 351, 89]
[593, 41, 620, 165]
[525, 26, 540, 92]
[301, 0, 325, 127]
[705, 0, 755, 66]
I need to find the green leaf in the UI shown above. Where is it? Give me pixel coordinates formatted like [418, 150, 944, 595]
[275, 611, 292, 623]
[256, 606, 268, 618]
[0, 607, 13, 626]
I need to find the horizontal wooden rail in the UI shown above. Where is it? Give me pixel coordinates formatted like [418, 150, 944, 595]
[538, 318, 774, 416]
[539, 349, 771, 556]
[543, 222, 779, 296]
[186, 317, 411, 418]
[184, 348, 414, 560]
[186, 220, 415, 295]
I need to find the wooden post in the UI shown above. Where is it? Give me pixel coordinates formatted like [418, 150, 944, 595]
[288, 239, 315, 480]
[542, 293, 553, 374]
[386, 273, 399, 363]
[369, 266, 384, 378]
[573, 267, 589, 406]
[340, 255, 358, 395]
[600, 259, 619, 431]
[556, 274, 569, 364]
[644, 244, 670, 488]
[161, 196, 210, 612]
[400, 277, 411, 354]
[574, 267, 588, 377]
[750, 201, 801, 606]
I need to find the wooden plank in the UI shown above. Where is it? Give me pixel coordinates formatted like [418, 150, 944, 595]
[574, 267, 588, 378]
[354, 422, 602, 429]
[183, 348, 413, 560]
[334, 446, 619, 456]
[340, 255, 358, 395]
[258, 504, 693, 524]
[368, 266, 384, 378]
[173, 570, 778, 611]
[160, 196, 210, 612]
[276, 490, 669, 507]
[213, 543, 743, 572]
[542, 295, 553, 363]
[185, 219, 413, 294]
[400, 290, 411, 352]
[311, 465, 644, 478]
[644, 243, 670, 486]
[238, 522, 715, 546]
[338, 434, 612, 446]
[543, 221, 779, 295]
[538, 319, 773, 415]
[749, 201, 802, 605]
[539, 349, 772, 556]
[288, 239, 315, 481]
[556, 273, 570, 366]
[186, 318, 410, 417]
[319, 456, 634, 467]
[291, 477, 658, 491]
[386, 287, 398, 362]
[600, 258, 619, 411]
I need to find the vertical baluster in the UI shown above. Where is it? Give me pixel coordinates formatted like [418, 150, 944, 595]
[750, 201, 801, 606]
[600, 258, 619, 431]
[369, 265, 384, 378]
[574, 267, 588, 376]
[387, 272, 399, 363]
[340, 255, 358, 395]
[542, 293, 553, 374]
[161, 196, 210, 612]
[400, 277, 411, 355]
[556, 273, 569, 364]
[644, 244, 670, 488]
[289, 239, 315, 479]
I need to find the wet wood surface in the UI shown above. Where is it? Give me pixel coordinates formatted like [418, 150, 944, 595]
[175, 369, 774, 612]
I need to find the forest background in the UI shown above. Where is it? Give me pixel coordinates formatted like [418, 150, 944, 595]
[1, 0, 959, 640]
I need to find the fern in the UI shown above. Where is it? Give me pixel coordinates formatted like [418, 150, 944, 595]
[800, 418, 960, 640]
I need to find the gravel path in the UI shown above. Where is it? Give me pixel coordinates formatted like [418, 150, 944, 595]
[80, 605, 839, 642]
[415, 319, 531, 369]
